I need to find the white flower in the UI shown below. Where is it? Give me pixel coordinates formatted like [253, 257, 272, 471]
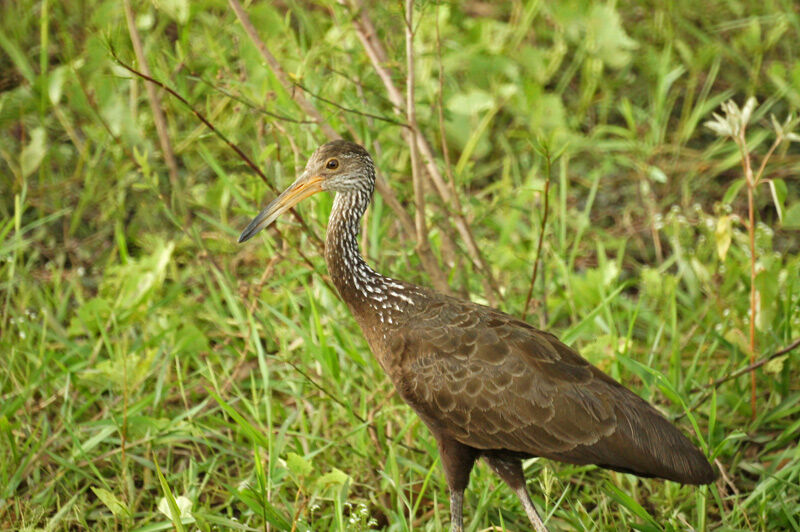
[157, 495, 193, 520]
[740, 97, 757, 126]
[705, 98, 758, 138]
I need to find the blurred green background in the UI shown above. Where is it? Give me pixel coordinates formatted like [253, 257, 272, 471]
[1, 0, 799, 530]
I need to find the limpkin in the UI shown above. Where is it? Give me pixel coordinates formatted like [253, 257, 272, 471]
[238, 140, 715, 531]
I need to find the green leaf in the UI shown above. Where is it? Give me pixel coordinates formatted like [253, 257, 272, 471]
[157, 495, 193, 521]
[724, 328, 752, 357]
[0, 27, 35, 82]
[174, 323, 210, 354]
[101, 240, 174, 318]
[764, 355, 789, 375]
[317, 468, 350, 491]
[154, 461, 187, 532]
[586, 5, 638, 69]
[606, 482, 659, 527]
[647, 165, 667, 183]
[74, 297, 112, 334]
[49, 65, 67, 105]
[91, 487, 130, 518]
[207, 389, 270, 448]
[782, 202, 800, 228]
[231, 484, 292, 530]
[446, 89, 494, 116]
[286, 452, 312, 478]
[722, 178, 746, 204]
[152, 0, 189, 24]
[21, 127, 47, 178]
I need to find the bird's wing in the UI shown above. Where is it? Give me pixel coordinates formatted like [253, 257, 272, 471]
[392, 298, 631, 457]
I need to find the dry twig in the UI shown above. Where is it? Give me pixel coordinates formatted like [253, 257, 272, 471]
[679, 337, 800, 419]
[522, 145, 552, 322]
[229, 0, 448, 291]
[228, 0, 339, 140]
[109, 52, 328, 277]
[122, 0, 181, 202]
[342, 0, 500, 302]
[404, 0, 450, 292]
[693, 337, 800, 394]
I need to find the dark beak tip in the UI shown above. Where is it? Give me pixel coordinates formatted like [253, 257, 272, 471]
[238, 226, 257, 243]
[238, 216, 264, 244]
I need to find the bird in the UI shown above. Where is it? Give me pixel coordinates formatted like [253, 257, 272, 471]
[238, 139, 716, 531]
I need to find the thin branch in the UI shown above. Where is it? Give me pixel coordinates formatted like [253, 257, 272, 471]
[405, 0, 448, 292]
[434, 2, 452, 181]
[292, 81, 407, 126]
[433, 0, 469, 292]
[693, 337, 800, 394]
[74, 69, 135, 162]
[109, 51, 325, 250]
[343, 0, 403, 107]
[110, 51, 338, 300]
[376, 177, 417, 241]
[735, 124, 758, 420]
[522, 146, 552, 321]
[325, 65, 402, 112]
[229, 0, 449, 290]
[112, 51, 263, 179]
[343, 0, 500, 300]
[228, 0, 339, 141]
[753, 133, 784, 184]
[187, 74, 317, 124]
[678, 337, 800, 419]
[122, 0, 181, 201]
[79, 59, 243, 295]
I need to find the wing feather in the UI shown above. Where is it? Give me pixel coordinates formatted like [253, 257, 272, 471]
[382, 289, 715, 483]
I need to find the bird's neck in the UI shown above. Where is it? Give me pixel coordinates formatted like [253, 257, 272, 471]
[324, 191, 418, 330]
[325, 192, 382, 306]
[324, 190, 422, 365]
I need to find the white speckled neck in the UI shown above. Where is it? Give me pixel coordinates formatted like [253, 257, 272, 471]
[325, 191, 415, 326]
[326, 191, 377, 285]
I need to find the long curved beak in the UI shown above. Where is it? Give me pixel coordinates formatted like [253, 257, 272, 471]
[238, 172, 324, 243]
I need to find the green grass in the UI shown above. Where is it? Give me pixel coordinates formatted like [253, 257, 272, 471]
[2, 0, 800, 530]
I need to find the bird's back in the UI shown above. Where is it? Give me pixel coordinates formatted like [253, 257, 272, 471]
[366, 287, 715, 485]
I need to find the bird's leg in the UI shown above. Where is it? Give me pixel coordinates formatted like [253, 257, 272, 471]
[434, 434, 478, 532]
[484, 454, 548, 532]
[513, 483, 548, 532]
[449, 488, 464, 532]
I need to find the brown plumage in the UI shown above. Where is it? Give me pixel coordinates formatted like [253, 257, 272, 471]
[239, 140, 716, 531]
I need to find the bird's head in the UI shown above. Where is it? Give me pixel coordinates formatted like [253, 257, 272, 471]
[238, 140, 375, 243]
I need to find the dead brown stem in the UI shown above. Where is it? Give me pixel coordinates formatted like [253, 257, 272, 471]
[679, 337, 800, 419]
[123, 0, 181, 205]
[735, 125, 757, 420]
[228, 0, 339, 141]
[343, 0, 500, 302]
[522, 147, 552, 321]
[404, 0, 450, 292]
[230, 0, 448, 290]
[700, 337, 800, 393]
[432, 1, 470, 295]
[109, 52, 328, 277]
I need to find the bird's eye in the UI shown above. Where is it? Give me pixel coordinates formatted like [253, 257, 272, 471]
[326, 158, 339, 170]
